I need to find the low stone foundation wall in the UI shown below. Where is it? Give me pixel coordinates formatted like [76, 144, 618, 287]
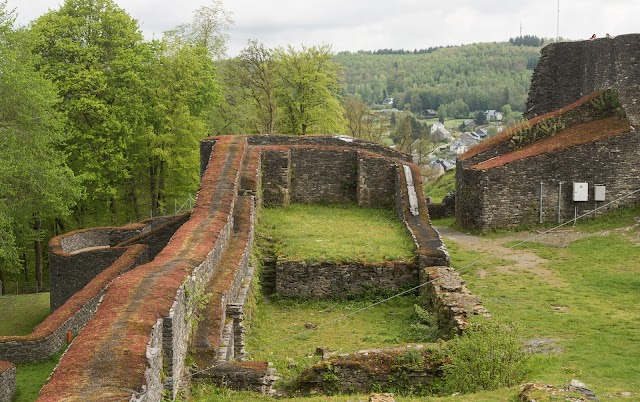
[419, 266, 490, 335]
[193, 362, 278, 395]
[296, 346, 444, 395]
[0, 361, 15, 402]
[275, 261, 417, 298]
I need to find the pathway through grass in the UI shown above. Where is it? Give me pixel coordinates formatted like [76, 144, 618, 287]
[439, 225, 640, 399]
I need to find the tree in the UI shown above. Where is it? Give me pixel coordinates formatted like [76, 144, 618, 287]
[501, 104, 513, 118]
[236, 40, 278, 134]
[0, 2, 81, 291]
[275, 45, 345, 135]
[474, 110, 487, 125]
[30, 0, 149, 224]
[391, 115, 414, 152]
[137, 39, 221, 216]
[164, 0, 233, 60]
[343, 96, 385, 143]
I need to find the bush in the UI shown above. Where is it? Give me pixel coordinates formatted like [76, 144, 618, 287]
[442, 319, 529, 393]
[405, 303, 440, 342]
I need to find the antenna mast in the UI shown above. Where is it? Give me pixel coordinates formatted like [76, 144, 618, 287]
[556, 0, 560, 41]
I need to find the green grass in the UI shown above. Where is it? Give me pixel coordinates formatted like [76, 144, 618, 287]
[423, 170, 456, 203]
[14, 354, 62, 402]
[193, 294, 448, 401]
[453, 233, 640, 398]
[0, 293, 56, 401]
[244, 296, 424, 377]
[257, 204, 415, 263]
[192, 385, 519, 402]
[573, 203, 640, 232]
[0, 293, 50, 335]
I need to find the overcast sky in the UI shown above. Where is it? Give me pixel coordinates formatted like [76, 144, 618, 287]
[6, 0, 640, 56]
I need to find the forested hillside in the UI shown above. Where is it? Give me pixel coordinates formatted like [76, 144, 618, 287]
[335, 42, 542, 114]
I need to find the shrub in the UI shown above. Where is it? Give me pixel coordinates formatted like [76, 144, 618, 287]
[442, 319, 529, 393]
[405, 303, 440, 342]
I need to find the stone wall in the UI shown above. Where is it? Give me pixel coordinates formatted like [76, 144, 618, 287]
[525, 34, 640, 126]
[0, 361, 15, 402]
[456, 130, 640, 230]
[274, 261, 417, 299]
[357, 155, 397, 208]
[49, 246, 127, 312]
[419, 266, 490, 335]
[50, 214, 188, 311]
[260, 149, 291, 207]
[296, 346, 444, 395]
[246, 135, 412, 162]
[36, 134, 450, 401]
[0, 245, 148, 363]
[290, 148, 358, 204]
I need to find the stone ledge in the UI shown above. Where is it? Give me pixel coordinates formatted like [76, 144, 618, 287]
[0, 361, 15, 402]
[420, 266, 490, 334]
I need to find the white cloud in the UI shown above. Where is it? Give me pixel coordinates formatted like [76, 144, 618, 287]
[6, 0, 640, 56]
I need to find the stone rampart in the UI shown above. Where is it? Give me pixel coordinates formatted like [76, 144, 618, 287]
[246, 134, 412, 162]
[525, 34, 640, 125]
[0, 361, 15, 402]
[38, 136, 246, 401]
[0, 244, 148, 363]
[33, 134, 456, 401]
[49, 213, 188, 311]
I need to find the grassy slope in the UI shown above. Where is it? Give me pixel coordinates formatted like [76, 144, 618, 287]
[0, 293, 50, 335]
[0, 293, 56, 401]
[196, 205, 639, 401]
[446, 207, 640, 398]
[257, 204, 415, 263]
[423, 170, 456, 203]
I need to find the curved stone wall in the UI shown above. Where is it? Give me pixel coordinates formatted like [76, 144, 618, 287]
[49, 214, 189, 311]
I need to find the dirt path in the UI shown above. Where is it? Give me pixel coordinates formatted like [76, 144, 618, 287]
[434, 226, 566, 286]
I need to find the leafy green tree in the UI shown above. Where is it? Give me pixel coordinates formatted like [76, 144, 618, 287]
[474, 110, 487, 125]
[501, 104, 513, 118]
[0, 2, 81, 291]
[137, 39, 221, 216]
[164, 0, 233, 60]
[30, 0, 149, 224]
[236, 40, 278, 134]
[275, 45, 345, 135]
[437, 104, 447, 122]
[391, 115, 414, 152]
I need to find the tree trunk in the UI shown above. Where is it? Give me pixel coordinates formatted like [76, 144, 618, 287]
[158, 160, 166, 215]
[23, 252, 28, 282]
[109, 196, 118, 225]
[0, 269, 4, 296]
[34, 218, 43, 293]
[128, 179, 141, 221]
[150, 159, 159, 217]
